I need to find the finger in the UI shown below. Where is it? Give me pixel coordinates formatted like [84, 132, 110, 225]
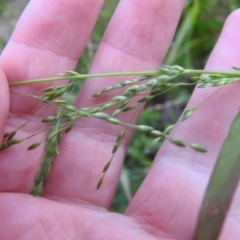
[0, 0, 103, 193]
[126, 9, 240, 239]
[43, 0, 186, 209]
[0, 0, 103, 115]
[0, 68, 9, 139]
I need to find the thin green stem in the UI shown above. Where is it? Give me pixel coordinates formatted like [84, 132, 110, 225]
[184, 69, 240, 76]
[9, 68, 240, 86]
[9, 70, 159, 86]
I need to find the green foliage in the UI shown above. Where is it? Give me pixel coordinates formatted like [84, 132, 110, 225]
[74, 0, 119, 93]
[0, 0, 7, 14]
[193, 110, 240, 239]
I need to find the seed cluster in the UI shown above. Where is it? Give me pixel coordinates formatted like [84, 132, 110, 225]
[2, 65, 240, 195]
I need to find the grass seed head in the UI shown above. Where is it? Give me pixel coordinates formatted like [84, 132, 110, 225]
[31, 182, 43, 196]
[65, 71, 79, 76]
[7, 138, 23, 145]
[99, 102, 117, 110]
[43, 86, 57, 92]
[122, 104, 138, 112]
[107, 118, 122, 125]
[102, 161, 111, 173]
[112, 109, 121, 117]
[65, 124, 74, 133]
[117, 130, 126, 142]
[149, 130, 164, 137]
[149, 137, 162, 148]
[182, 106, 198, 121]
[163, 124, 175, 135]
[112, 142, 120, 154]
[198, 83, 215, 88]
[232, 66, 240, 71]
[27, 142, 41, 150]
[169, 138, 186, 147]
[7, 131, 17, 141]
[93, 112, 110, 120]
[43, 164, 51, 180]
[42, 116, 56, 123]
[190, 143, 207, 152]
[52, 99, 68, 105]
[111, 96, 127, 102]
[97, 177, 104, 190]
[0, 143, 11, 150]
[135, 125, 154, 132]
[138, 95, 154, 103]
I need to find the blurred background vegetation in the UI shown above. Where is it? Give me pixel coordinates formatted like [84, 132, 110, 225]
[0, 0, 239, 212]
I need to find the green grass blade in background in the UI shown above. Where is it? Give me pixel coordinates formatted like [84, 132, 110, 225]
[164, 0, 199, 66]
[193, 110, 240, 240]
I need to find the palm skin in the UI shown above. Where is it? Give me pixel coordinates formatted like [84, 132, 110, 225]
[1, 0, 240, 239]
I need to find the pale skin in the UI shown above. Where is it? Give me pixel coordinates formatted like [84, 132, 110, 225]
[0, 0, 240, 239]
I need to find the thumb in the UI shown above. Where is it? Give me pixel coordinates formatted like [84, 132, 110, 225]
[0, 68, 9, 141]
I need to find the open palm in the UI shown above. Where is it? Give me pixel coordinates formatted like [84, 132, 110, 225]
[1, 1, 240, 239]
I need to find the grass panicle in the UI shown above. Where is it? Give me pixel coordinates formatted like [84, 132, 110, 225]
[2, 65, 240, 193]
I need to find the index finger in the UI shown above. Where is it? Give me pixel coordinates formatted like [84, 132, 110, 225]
[0, 0, 103, 193]
[0, 0, 103, 115]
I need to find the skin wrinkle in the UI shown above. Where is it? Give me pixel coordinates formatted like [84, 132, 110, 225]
[101, 27, 158, 65]
[6, 197, 45, 239]
[11, 38, 80, 65]
[2, 43, 75, 115]
[1, 163, 35, 192]
[51, 213, 72, 240]
[159, 147, 215, 176]
[63, 126, 129, 159]
[100, 40, 159, 70]
[167, 174, 194, 239]
[72, 118, 132, 166]
[11, 0, 101, 61]
[158, 120, 216, 170]
[89, 212, 158, 240]
[43, 206, 76, 240]
[127, 180, 170, 231]
[105, 0, 183, 65]
[4, 41, 76, 88]
[7, 109, 46, 127]
[128, 205, 173, 239]
[84, 139, 100, 189]
[19, 224, 50, 240]
[126, 165, 202, 238]
[44, 194, 109, 212]
[19, 199, 74, 240]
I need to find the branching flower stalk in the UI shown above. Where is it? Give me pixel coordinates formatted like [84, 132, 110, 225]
[2, 65, 240, 195]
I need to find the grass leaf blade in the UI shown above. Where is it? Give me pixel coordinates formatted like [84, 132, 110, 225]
[193, 110, 240, 240]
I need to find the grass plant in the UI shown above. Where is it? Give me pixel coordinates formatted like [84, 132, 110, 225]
[1, 0, 240, 239]
[2, 65, 240, 194]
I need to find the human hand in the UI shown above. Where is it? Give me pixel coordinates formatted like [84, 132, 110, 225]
[0, 1, 240, 239]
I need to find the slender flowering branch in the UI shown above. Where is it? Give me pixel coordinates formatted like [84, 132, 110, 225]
[9, 70, 159, 86]
[8, 66, 240, 86]
[2, 65, 240, 194]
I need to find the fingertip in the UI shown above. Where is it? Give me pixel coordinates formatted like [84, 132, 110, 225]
[206, 8, 240, 70]
[224, 8, 240, 28]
